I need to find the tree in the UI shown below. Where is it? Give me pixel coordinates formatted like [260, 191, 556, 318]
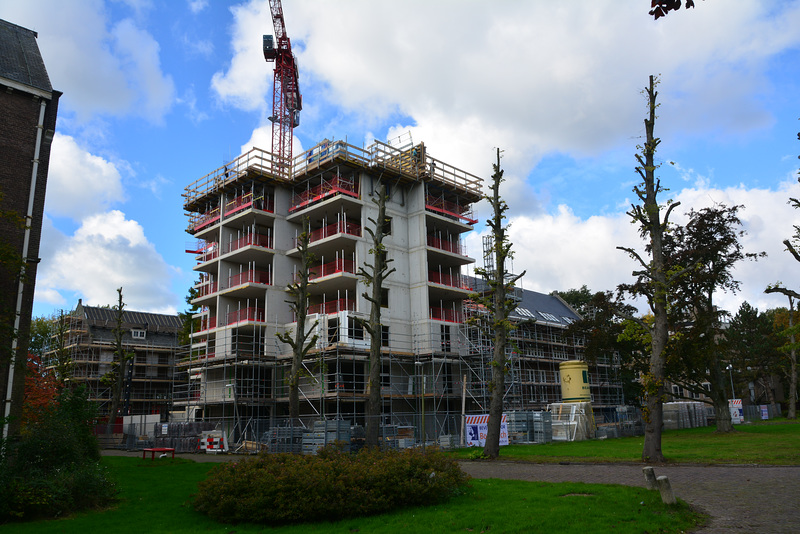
[103, 288, 133, 441]
[276, 217, 318, 426]
[664, 204, 763, 432]
[617, 75, 679, 462]
[727, 302, 781, 409]
[357, 184, 395, 449]
[556, 285, 594, 316]
[770, 301, 799, 419]
[22, 353, 60, 430]
[763, 125, 800, 419]
[472, 149, 524, 459]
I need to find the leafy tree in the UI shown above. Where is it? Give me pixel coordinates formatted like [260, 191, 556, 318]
[727, 302, 781, 408]
[103, 288, 134, 441]
[357, 184, 395, 448]
[22, 353, 60, 431]
[617, 75, 680, 462]
[556, 285, 594, 316]
[664, 204, 763, 432]
[276, 216, 318, 426]
[178, 286, 200, 346]
[770, 303, 799, 419]
[472, 149, 524, 459]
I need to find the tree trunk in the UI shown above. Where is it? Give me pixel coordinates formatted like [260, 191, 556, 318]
[712, 361, 734, 432]
[483, 305, 506, 459]
[788, 307, 797, 419]
[365, 296, 382, 448]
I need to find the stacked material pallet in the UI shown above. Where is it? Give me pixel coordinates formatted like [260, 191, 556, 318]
[263, 427, 307, 454]
[153, 421, 216, 452]
[302, 420, 352, 454]
[531, 411, 553, 444]
[506, 411, 529, 444]
[663, 401, 708, 430]
[380, 424, 398, 450]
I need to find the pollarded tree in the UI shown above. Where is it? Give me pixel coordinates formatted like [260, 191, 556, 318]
[617, 75, 680, 462]
[766, 296, 799, 419]
[473, 149, 525, 459]
[277, 216, 318, 427]
[358, 183, 396, 449]
[103, 288, 134, 441]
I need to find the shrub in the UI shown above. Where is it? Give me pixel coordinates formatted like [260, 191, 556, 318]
[0, 386, 117, 521]
[192, 446, 471, 525]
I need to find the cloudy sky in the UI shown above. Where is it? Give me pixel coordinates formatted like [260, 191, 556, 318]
[3, 0, 799, 318]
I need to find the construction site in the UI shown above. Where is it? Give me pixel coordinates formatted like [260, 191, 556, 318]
[168, 132, 630, 453]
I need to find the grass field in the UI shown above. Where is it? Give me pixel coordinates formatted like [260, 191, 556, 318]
[0, 456, 701, 533]
[450, 420, 800, 465]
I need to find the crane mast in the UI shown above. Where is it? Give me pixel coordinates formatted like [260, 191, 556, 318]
[263, 0, 301, 179]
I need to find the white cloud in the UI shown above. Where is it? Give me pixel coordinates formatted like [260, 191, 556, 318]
[210, 0, 272, 112]
[475, 178, 800, 315]
[240, 124, 303, 157]
[0, 0, 174, 122]
[187, 0, 208, 14]
[35, 210, 179, 313]
[46, 133, 125, 220]
[111, 18, 175, 123]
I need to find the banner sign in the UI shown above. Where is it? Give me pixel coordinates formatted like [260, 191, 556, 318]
[464, 414, 508, 447]
[728, 399, 744, 424]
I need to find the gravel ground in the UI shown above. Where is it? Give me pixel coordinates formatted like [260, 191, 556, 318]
[104, 450, 799, 533]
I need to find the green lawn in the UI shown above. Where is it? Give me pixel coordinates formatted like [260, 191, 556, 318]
[0, 456, 701, 533]
[450, 420, 800, 464]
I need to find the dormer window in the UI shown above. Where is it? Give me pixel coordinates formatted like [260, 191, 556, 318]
[131, 329, 146, 339]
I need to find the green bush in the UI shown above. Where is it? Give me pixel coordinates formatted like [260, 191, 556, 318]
[0, 386, 117, 521]
[192, 446, 471, 525]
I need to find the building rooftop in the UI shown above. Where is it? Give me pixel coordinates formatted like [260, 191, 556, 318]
[0, 19, 53, 94]
[76, 301, 183, 332]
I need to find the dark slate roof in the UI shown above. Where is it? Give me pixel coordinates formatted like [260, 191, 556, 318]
[467, 275, 581, 327]
[0, 19, 53, 93]
[79, 304, 182, 332]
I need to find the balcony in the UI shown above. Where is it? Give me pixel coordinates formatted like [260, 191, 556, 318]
[295, 221, 361, 248]
[197, 316, 217, 332]
[309, 259, 356, 280]
[428, 271, 473, 291]
[227, 269, 272, 288]
[430, 307, 463, 323]
[425, 195, 477, 225]
[195, 280, 218, 298]
[427, 235, 466, 256]
[308, 298, 356, 315]
[226, 307, 266, 325]
[289, 175, 359, 213]
[188, 207, 220, 233]
[225, 233, 273, 254]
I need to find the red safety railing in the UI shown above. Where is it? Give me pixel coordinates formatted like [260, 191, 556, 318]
[298, 221, 361, 247]
[198, 316, 217, 332]
[227, 269, 272, 288]
[425, 195, 477, 225]
[289, 176, 359, 213]
[189, 207, 220, 233]
[254, 194, 274, 213]
[309, 259, 355, 280]
[196, 281, 217, 298]
[193, 242, 218, 263]
[224, 192, 253, 217]
[430, 307, 463, 323]
[226, 307, 266, 325]
[428, 271, 473, 290]
[427, 235, 466, 256]
[307, 298, 356, 316]
[225, 233, 273, 254]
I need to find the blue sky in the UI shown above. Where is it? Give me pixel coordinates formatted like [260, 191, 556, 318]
[2, 0, 799, 318]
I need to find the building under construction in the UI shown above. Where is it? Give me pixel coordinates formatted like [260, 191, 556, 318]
[43, 301, 182, 419]
[175, 136, 624, 447]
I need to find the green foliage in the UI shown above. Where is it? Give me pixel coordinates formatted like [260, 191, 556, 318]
[0, 386, 117, 521]
[192, 446, 470, 525]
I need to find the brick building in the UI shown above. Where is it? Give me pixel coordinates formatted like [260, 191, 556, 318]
[0, 19, 61, 436]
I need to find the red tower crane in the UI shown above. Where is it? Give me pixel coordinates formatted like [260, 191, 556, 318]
[263, 0, 302, 178]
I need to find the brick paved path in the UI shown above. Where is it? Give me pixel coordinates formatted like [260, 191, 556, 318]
[459, 461, 800, 533]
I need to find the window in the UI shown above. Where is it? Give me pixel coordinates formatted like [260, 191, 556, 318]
[382, 216, 392, 236]
[348, 317, 364, 340]
[328, 317, 340, 344]
[440, 325, 451, 352]
[131, 329, 146, 339]
[381, 325, 390, 347]
[381, 288, 389, 308]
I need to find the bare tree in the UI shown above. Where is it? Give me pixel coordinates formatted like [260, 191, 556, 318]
[617, 75, 680, 462]
[358, 183, 395, 449]
[473, 149, 524, 459]
[277, 216, 318, 427]
[649, 0, 699, 20]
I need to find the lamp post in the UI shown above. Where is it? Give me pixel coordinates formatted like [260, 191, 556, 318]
[415, 361, 424, 448]
[726, 364, 735, 400]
